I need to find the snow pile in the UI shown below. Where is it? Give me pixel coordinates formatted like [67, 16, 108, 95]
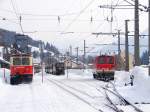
[116, 66, 150, 104]
[131, 66, 149, 86]
[114, 66, 150, 87]
[114, 71, 130, 86]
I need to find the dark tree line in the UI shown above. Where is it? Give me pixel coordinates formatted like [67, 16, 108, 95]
[0, 28, 60, 61]
[45, 42, 59, 54]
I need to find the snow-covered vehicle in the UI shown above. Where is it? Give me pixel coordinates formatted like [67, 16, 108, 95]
[93, 55, 116, 81]
[10, 53, 33, 84]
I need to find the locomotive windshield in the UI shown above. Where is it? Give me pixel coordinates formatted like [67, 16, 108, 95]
[98, 56, 114, 64]
[98, 57, 105, 64]
[13, 57, 21, 65]
[56, 63, 64, 67]
[22, 58, 30, 65]
[12, 57, 31, 65]
[108, 57, 114, 64]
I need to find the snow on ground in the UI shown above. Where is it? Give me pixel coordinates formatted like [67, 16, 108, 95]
[0, 67, 150, 112]
[0, 68, 113, 112]
[114, 66, 150, 112]
[114, 70, 130, 86]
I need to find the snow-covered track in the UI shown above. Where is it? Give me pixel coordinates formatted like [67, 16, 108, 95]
[46, 78, 104, 112]
[96, 87, 124, 112]
[105, 91, 124, 112]
[52, 79, 95, 99]
[103, 82, 144, 112]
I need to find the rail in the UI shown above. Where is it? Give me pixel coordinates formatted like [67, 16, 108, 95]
[100, 82, 144, 112]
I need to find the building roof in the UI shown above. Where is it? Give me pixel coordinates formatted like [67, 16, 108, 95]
[0, 57, 10, 64]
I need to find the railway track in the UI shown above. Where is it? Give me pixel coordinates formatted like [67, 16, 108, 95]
[101, 82, 144, 112]
[104, 91, 124, 112]
[46, 78, 104, 112]
[46, 76, 144, 112]
[53, 79, 95, 99]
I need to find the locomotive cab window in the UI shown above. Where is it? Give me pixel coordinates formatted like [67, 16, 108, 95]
[13, 57, 21, 65]
[56, 63, 64, 67]
[22, 57, 30, 65]
[98, 57, 105, 64]
[11, 56, 32, 66]
[108, 57, 114, 64]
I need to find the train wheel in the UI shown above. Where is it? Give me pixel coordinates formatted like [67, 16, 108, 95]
[28, 77, 33, 82]
[62, 71, 65, 75]
[10, 77, 14, 85]
[10, 77, 17, 85]
[27, 76, 33, 83]
[104, 77, 109, 82]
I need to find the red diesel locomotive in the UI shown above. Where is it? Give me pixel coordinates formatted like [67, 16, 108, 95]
[10, 53, 33, 84]
[93, 55, 116, 81]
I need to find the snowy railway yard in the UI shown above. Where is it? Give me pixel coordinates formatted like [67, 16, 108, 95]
[0, 67, 150, 112]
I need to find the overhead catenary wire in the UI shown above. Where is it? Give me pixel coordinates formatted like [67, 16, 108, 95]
[100, 0, 128, 33]
[1, 0, 146, 56]
[0, 7, 100, 17]
[13, 0, 24, 34]
[83, 0, 123, 54]
[62, 0, 96, 32]
[129, 0, 148, 9]
[123, 0, 147, 11]
[63, 1, 115, 46]
[0, 17, 105, 22]
[10, 0, 24, 34]
[0, 15, 19, 24]
[95, 43, 148, 47]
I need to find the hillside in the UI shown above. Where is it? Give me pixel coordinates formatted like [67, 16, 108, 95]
[0, 28, 59, 54]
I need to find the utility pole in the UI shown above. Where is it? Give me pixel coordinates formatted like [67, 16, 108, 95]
[69, 45, 72, 68]
[118, 30, 121, 70]
[39, 41, 44, 83]
[70, 45, 72, 56]
[75, 47, 79, 64]
[110, 0, 113, 33]
[118, 30, 121, 56]
[125, 20, 129, 71]
[148, 0, 150, 76]
[134, 0, 140, 66]
[84, 40, 86, 68]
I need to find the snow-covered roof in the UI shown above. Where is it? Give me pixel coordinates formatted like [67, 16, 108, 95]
[43, 50, 55, 56]
[0, 57, 10, 64]
[30, 45, 39, 52]
[33, 57, 41, 64]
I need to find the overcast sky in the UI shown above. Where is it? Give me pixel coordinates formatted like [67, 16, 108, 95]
[0, 0, 148, 55]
